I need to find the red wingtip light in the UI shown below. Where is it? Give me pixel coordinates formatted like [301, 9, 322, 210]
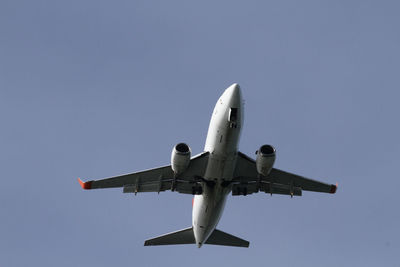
[330, 183, 338, 194]
[78, 178, 92, 190]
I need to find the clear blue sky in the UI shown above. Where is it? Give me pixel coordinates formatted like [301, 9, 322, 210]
[1, 1, 399, 266]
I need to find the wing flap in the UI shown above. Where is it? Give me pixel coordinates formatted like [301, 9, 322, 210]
[231, 181, 302, 196]
[122, 179, 203, 194]
[260, 182, 302, 196]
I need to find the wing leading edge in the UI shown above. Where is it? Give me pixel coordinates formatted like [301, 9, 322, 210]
[78, 152, 209, 195]
[232, 152, 337, 196]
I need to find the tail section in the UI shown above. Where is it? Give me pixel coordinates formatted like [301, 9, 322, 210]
[206, 229, 249, 247]
[144, 227, 249, 248]
[144, 227, 195, 246]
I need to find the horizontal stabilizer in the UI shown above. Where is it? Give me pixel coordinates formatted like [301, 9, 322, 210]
[144, 227, 195, 246]
[206, 229, 249, 247]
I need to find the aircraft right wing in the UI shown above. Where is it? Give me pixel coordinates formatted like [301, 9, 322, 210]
[231, 152, 337, 196]
[78, 152, 209, 195]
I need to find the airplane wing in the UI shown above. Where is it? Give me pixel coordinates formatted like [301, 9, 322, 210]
[78, 152, 209, 195]
[231, 152, 337, 196]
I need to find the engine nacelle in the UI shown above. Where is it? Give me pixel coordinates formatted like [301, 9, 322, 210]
[256, 144, 276, 176]
[171, 143, 191, 175]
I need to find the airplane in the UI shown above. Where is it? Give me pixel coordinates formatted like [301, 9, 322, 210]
[78, 83, 337, 248]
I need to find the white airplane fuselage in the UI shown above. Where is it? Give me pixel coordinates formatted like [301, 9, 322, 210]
[192, 83, 243, 247]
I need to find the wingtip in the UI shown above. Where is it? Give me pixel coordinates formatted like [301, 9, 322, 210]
[330, 183, 338, 194]
[78, 178, 92, 190]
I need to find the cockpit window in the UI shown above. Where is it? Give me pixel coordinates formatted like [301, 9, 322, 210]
[229, 108, 238, 122]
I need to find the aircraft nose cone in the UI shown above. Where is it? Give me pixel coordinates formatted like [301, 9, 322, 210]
[227, 83, 240, 94]
[225, 83, 242, 107]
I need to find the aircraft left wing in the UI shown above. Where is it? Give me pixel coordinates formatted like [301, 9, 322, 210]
[231, 152, 337, 196]
[78, 152, 209, 195]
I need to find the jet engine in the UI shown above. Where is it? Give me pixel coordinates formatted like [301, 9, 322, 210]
[171, 143, 191, 175]
[256, 145, 276, 176]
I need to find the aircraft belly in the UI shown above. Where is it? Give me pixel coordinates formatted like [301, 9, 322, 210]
[192, 186, 228, 245]
[204, 155, 236, 181]
[204, 121, 240, 181]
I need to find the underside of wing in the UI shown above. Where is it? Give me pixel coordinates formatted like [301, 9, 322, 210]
[78, 152, 209, 195]
[269, 168, 337, 194]
[232, 151, 337, 196]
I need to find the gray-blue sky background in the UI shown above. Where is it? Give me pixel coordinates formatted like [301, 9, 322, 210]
[1, 1, 399, 266]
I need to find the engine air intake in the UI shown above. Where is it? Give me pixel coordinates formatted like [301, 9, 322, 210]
[176, 143, 190, 154]
[259, 145, 275, 155]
